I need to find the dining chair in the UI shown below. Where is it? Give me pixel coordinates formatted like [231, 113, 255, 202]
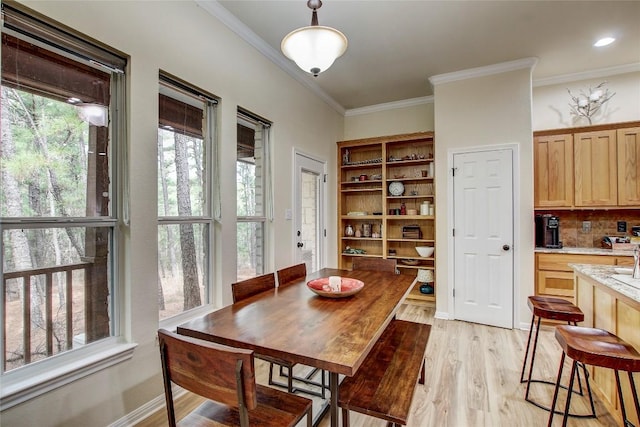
[276, 262, 307, 287]
[231, 272, 326, 398]
[157, 329, 312, 427]
[231, 273, 294, 393]
[231, 272, 277, 303]
[352, 257, 397, 273]
[274, 263, 328, 397]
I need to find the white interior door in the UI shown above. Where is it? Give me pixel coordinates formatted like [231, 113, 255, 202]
[294, 152, 326, 272]
[453, 148, 514, 329]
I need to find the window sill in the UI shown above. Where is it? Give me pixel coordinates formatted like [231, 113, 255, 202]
[1, 339, 137, 411]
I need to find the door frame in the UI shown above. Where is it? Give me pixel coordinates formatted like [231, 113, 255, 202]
[447, 143, 521, 328]
[293, 148, 327, 271]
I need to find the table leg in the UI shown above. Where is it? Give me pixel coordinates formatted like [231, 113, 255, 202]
[330, 372, 339, 426]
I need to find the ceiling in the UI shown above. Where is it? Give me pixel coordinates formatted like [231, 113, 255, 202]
[204, 1, 640, 112]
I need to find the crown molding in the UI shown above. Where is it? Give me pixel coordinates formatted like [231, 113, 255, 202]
[533, 62, 640, 87]
[429, 57, 539, 86]
[345, 96, 434, 117]
[195, 0, 345, 115]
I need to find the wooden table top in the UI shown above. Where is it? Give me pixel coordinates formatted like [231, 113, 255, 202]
[177, 268, 415, 377]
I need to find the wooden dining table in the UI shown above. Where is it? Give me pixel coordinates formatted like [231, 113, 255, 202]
[176, 267, 415, 427]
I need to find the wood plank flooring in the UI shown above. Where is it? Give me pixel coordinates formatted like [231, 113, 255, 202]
[137, 303, 618, 427]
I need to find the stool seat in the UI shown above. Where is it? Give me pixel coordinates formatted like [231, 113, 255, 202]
[527, 296, 584, 323]
[522, 296, 593, 417]
[549, 325, 640, 427]
[555, 325, 640, 372]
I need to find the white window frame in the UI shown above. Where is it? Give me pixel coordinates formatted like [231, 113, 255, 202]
[0, 3, 132, 410]
[157, 75, 218, 327]
[236, 111, 273, 280]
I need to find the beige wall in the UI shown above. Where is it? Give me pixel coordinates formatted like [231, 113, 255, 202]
[432, 67, 535, 327]
[532, 71, 640, 130]
[2, 1, 342, 426]
[344, 102, 434, 140]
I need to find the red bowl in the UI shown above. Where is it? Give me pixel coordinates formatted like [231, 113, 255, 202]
[307, 277, 364, 298]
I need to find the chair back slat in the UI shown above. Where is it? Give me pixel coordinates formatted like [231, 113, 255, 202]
[158, 329, 258, 411]
[232, 273, 276, 303]
[277, 263, 307, 286]
[352, 258, 397, 273]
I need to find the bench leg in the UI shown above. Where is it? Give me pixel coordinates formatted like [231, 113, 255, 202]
[342, 408, 350, 427]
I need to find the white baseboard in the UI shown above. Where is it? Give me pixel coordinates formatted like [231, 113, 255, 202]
[518, 321, 532, 331]
[109, 387, 186, 427]
[434, 310, 450, 320]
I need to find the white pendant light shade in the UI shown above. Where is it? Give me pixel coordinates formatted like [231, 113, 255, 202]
[282, 25, 347, 76]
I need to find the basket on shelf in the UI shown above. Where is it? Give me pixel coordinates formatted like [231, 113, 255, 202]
[402, 225, 422, 239]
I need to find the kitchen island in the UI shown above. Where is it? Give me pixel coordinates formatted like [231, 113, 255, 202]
[570, 263, 639, 427]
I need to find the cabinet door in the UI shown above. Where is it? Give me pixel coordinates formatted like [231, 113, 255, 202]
[574, 130, 618, 206]
[534, 134, 573, 207]
[536, 270, 575, 299]
[616, 127, 640, 206]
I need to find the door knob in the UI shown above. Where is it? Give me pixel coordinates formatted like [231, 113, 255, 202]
[502, 244, 510, 251]
[297, 242, 304, 248]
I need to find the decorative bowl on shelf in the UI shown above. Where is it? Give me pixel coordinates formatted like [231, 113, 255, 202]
[415, 246, 434, 257]
[400, 259, 420, 266]
[307, 277, 364, 298]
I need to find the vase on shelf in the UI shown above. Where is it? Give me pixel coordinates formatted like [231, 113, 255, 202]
[344, 224, 354, 237]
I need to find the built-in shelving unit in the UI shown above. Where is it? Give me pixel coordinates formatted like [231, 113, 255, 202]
[337, 132, 436, 303]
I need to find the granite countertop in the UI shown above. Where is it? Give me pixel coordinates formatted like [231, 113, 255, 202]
[570, 263, 640, 304]
[535, 247, 635, 256]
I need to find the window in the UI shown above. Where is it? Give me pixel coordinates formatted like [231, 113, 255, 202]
[0, 1, 127, 385]
[157, 75, 217, 321]
[236, 111, 272, 280]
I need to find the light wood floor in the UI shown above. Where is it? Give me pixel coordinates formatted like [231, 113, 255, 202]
[138, 304, 618, 427]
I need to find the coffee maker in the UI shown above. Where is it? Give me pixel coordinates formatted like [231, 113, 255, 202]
[535, 214, 562, 248]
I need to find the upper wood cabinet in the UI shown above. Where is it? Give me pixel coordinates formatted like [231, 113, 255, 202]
[534, 134, 573, 207]
[574, 129, 617, 206]
[617, 127, 640, 206]
[533, 121, 640, 209]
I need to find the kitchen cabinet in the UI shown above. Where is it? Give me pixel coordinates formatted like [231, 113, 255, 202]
[534, 253, 632, 304]
[574, 267, 640, 427]
[534, 134, 573, 207]
[533, 121, 640, 209]
[337, 132, 435, 303]
[617, 127, 640, 206]
[574, 129, 617, 206]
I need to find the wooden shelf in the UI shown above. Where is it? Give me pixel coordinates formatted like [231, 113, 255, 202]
[408, 285, 436, 303]
[337, 132, 436, 304]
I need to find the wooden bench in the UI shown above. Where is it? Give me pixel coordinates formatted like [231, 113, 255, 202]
[338, 319, 431, 427]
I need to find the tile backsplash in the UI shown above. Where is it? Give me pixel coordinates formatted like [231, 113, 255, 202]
[536, 210, 640, 248]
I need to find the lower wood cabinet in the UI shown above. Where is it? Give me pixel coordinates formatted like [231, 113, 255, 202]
[534, 253, 632, 303]
[575, 272, 640, 427]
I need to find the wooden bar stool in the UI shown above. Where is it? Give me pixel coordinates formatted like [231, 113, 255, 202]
[521, 296, 595, 415]
[548, 325, 640, 427]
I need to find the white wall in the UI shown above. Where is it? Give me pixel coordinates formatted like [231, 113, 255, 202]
[2, 1, 342, 426]
[432, 67, 535, 327]
[532, 71, 640, 130]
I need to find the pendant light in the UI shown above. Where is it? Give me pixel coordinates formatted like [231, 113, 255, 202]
[281, 0, 347, 77]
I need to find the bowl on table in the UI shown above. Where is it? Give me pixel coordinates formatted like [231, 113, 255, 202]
[307, 277, 364, 298]
[415, 246, 434, 257]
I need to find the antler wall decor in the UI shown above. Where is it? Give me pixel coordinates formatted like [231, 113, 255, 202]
[567, 81, 615, 125]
